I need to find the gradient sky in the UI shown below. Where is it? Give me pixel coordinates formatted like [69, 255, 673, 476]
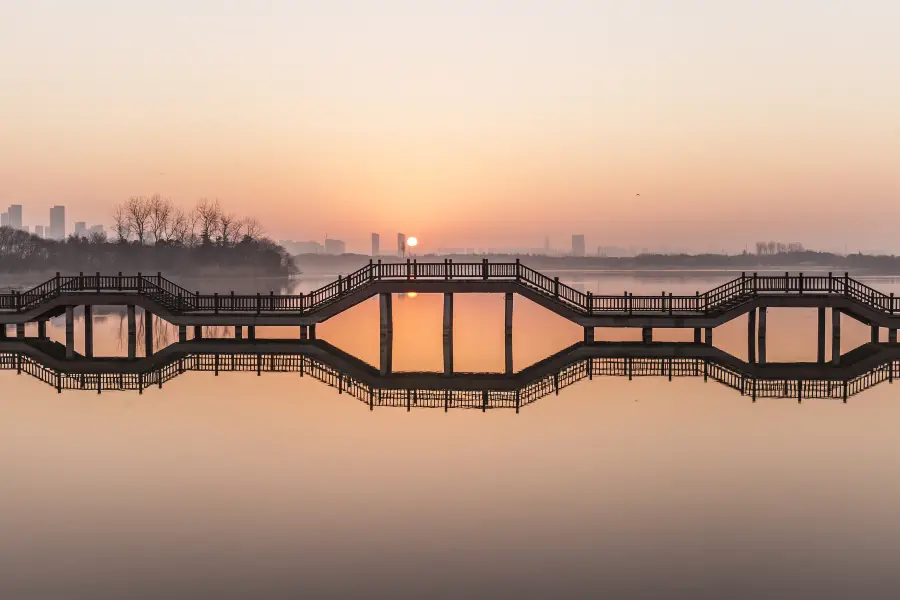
[2, 0, 899, 253]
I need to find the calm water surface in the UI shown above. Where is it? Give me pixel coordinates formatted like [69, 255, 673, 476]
[2, 273, 900, 599]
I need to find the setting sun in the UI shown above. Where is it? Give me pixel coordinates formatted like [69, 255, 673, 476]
[407, 237, 418, 247]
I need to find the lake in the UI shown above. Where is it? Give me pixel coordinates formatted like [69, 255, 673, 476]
[2, 272, 900, 599]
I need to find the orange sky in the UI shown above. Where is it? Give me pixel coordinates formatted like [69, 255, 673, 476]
[2, 1, 899, 253]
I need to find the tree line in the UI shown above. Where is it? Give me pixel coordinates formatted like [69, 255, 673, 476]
[755, 241, 805, 255]
[0, 196, 296, 276]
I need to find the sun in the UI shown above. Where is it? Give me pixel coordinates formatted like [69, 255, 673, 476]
[407, 236, 418, 247]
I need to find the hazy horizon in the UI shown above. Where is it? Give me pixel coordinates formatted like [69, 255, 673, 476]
[3, 1, 899, 254]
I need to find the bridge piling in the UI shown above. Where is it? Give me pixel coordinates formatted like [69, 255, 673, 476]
[443, 293, 453, 375]
[127, 305, 136, 359]
[704, 327, 713, 346]
[748, 309, 757, 363]
[890, 329, 898, 343]
[16, 323, 24, 338]
[144, 310, 153, 356]
[84, 305, 93, 358]
[178, 325, 186, 342]
[694, 328, 701, 344]
[758, 307, 767, 364]
[194, 325, 203, 340]
[38, 319, 47, 339]
[65, 306, 74, 359]
[248, 326, 256, 340]
[309, 324, 316, 339]
[505, 293, 513, 374]
[817, 307, 826, 363]
[642, 327, 653, 344]
[235, 325, 243, 340]
[0, 324, 6, 339]
[380, 330, 393, 376]
[300, 325, 307, 340]
[871, 325, 879, 343]
[584, 327, 594, 343]
[380, 293, 393, 336]
[832, 309, 841, 365]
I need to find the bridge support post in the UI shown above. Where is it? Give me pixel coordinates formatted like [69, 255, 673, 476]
[65, 306, 75, 359]
[308, 324, 316, 339]
[16, 323, 24, 338]
[704, 327, 713, 346]
[178, 326, 186, 342]
[758, 307, 767, 365]
[642, 327, 652, 344]
[37, 319, 47, 339]
[584, 327, 594, 343]
[127, 305, 136, 359]
[300, 325, 308, 340]
[380, 330, 393, 376]
[505, 293, 513, 374]
[235, 325, 243, 340]
[832, 309, 841, 365]
[693, 328, 702, 344]
[194, 325, 203, 340]
[748, 309, 757, 363]
[871, 325, 879, 344]
[817, 307, 826, 363]
[380, 293, 393, 336]
[0, 325, 6, 339]
[890, 329, 898, 343]
[248, 326, 256, 340]
[84, 305, 93, 358]
[443, 293, 453, 375]
[144, 310, 153, 356]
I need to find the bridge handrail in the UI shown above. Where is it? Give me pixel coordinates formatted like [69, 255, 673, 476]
[2, 266, 900, 317]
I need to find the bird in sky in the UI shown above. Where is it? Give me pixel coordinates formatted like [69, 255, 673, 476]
[635, 193, 641, 197]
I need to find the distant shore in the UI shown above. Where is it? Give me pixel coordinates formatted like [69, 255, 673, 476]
[292, 252, 900, 277]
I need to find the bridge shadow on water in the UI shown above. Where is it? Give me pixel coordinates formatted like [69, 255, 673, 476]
[2, 337, 900, 410]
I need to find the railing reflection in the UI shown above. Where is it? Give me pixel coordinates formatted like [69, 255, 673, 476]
[2, 339, 899, 409]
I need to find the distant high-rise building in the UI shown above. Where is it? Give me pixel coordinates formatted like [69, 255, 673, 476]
[397, 233, 407, 257]
[544, 236, 550, 255]
[571, 234, 585, 257]
[49, 206, 66, 240]
[324, 238, 346, 255]
[74, 222, 87, 237]
[7, 205, 22, 230]
[1, 213, 7, 227]
[371, 233, 380, 257]
[33, 225, 44, 238]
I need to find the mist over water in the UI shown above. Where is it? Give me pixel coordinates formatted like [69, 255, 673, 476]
[2, 273, 900, 599]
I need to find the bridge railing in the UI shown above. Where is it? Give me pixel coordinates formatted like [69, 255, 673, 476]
[3, 265, 900, 317]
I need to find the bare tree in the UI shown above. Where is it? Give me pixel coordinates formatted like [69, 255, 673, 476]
[241, 217, 263, 241]
[125, 196, 153, 245]
[112, 204, 131, 242]
[149, 194, 174, 243]
[218, 212, 238, 246]
[196, 198, 222, 245]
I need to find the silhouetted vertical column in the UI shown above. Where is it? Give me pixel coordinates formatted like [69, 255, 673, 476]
[693, 328, 702, 344]
[65, 306, 75, 359]
[84, 305, 93, 358]
[890, 329, 898, 343]
[16, 323, 24, 338]
[380, 329, 393, 376]
[871, 325, 879, 343]
[127, 305, 136, 359]
[832, 309, 841, 365]
[194, 325, 203, 339]
[748, 309, 757, 363]
[758, 307, 767, 365]
[584, 327, 594, 343]
[817, 307, 826, 363]
[380, 293, 393, 336]
[704, 327, 713, 346]
[235, 325, 243, 340]
[37, 319, 47, 339]
[144, 310, 153, 356]
[248, 326, 256, 340]
[178, 325, 187, 342]
[309, 324, 316, 339]
[0, 324, 7, 339]
[300, 325, 308, 340]
[505, 293, 513, 374]
[642, 327, 652, 343]
[443, 293, 453, 375]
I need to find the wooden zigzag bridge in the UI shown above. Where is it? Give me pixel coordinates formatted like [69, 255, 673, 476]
[1, 338, 899, 408]
[1, 261, 899, 369]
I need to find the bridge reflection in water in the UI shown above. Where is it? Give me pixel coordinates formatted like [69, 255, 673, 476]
[2, 338, 898, 410]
